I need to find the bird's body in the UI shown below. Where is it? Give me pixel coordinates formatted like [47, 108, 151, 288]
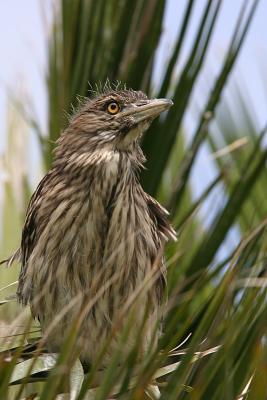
[13, 88, 175, 365]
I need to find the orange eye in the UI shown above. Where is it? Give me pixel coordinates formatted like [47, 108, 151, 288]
[107, 102, 120, 114]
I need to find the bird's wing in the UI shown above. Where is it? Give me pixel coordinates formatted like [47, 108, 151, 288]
[0, 172, 53, 271]
[145, 194, 176, 304]
[145, 194, 177, 242]
[21, 173, 53, 264]
[17, 172, 54, 303]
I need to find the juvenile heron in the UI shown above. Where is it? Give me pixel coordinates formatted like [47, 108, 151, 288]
[7, 88, 176, 366]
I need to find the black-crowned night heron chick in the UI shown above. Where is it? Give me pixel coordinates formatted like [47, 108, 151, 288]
[8, 88, 176, 367]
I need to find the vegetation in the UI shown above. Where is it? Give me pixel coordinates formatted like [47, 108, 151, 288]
[1, 0, 266, 398]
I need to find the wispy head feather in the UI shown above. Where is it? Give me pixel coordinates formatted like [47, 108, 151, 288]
[88, 79, 129, 99]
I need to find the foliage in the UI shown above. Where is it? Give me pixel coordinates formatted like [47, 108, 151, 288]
[1, 0, 267, 399]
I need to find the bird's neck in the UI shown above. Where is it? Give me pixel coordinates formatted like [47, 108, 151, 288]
[54, 133, 145, 176]
[53, 139, 146, 200]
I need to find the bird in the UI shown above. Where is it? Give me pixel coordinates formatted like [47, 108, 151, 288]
[5, 86, 176, 369]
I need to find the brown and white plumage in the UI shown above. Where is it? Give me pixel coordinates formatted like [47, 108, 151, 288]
[12, 88, 176, 365]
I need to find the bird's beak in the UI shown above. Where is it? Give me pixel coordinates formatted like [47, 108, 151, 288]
[118, 98, 173, 123]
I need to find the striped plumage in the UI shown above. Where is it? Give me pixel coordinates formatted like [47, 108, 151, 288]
[14, 88, 176, 365]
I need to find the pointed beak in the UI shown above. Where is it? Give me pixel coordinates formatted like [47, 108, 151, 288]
[118, 98, 173, 123]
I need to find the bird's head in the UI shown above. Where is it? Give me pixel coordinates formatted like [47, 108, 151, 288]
[68, 89, 173, 151]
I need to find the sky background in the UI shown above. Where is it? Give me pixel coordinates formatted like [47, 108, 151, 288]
[0, 0, 266, 241]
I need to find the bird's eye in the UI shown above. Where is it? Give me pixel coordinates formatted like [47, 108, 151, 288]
[107, 102, 120, 115]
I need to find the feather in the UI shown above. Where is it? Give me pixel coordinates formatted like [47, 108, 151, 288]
[0, 248, 21, 268]
[146, 194, 177, 242]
